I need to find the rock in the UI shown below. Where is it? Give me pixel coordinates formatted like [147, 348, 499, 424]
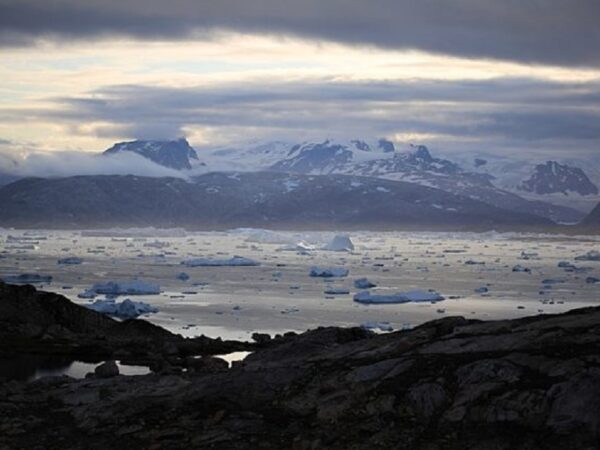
[251, 332, 272, 345]
[94, 360, 119, 378]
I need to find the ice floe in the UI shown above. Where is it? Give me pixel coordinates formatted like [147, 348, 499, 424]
[2, 273, 52, 284]
[309, 267, 349, 278]
[354, 278, 377, 289]
[86, 298, 158, 319]
[91, 280, 160, 295]
[353, 290, 444, 304]
[182, 256, 260, 267]
[57, 257, 83, 265]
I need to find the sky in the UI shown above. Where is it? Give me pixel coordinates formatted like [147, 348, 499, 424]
[1, 0, 600, 163]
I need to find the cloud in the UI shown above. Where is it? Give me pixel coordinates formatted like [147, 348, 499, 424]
[1, 0, 600, 67]
[0, 147, 186, 179]
[2, 77, 593, 156]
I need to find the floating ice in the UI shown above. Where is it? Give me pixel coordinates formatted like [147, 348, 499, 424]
[86, 298, 158, 319]
[77, 289, 97, 299]
[512, 265, 531, 273]
[586, 277, 600, 284]
[309, 267, 349, 278]
[91, 280, 160, 295]
[182, 256, 260, 267]
[57, 257, 83, 265]
[353, 290, 444, 304]
[2, 273, 52, 284]
[575, 251, 600, 262]
[177, 272, 190, 281]
[474, 287, 489, 293]
[354, 278, 377, 289]
[324, 288, 350, 295]
[360, 321, 393, 332]
[465, 260, 485, 265]
[322, 235, 354, 252]
[277, 242, 315, 252]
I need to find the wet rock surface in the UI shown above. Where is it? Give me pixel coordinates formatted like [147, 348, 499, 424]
[1, 283, 600, 449]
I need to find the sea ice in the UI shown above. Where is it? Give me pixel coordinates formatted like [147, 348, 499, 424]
[91, 280, 160, 295]
[2, 273, 52, 284]
[182, 256, 260, 267]
[86, 298, 158, 319]
[309, 267, 349, 278]
[575, 251, 600, 262]
[353, 290, 444, 304]
[324, 288, 350, 295]
[354, 278, 377, 289]
[57, 257, 83, 265]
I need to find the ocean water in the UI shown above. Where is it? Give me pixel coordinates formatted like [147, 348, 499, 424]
[1, 228, 599, 341]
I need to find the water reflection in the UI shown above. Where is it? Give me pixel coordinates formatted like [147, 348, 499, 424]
[0, 355, 150, 381]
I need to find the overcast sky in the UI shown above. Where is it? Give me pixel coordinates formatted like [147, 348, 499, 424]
[1, 0, 599, 160]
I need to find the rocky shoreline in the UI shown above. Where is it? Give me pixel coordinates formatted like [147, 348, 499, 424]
[1, 282, 600, 449]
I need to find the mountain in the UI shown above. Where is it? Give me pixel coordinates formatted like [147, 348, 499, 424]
[0, 172, 553, 230]
[266, 141, 582, 223]
[518, 161, 598, 196]
[103, 138, 201, 170]
[581, 201, 600, 227]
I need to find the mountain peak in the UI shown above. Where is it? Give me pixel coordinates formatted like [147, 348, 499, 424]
[410, 144, 433, 162]
[103, 138, 199, 170]
[518, 160, 598, 196]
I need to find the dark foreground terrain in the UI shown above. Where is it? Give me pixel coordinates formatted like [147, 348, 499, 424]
[1, 282, 599, 449]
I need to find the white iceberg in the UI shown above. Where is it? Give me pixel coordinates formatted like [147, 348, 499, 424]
[322, 235, 354, 252]
[91, 280, 160, 295]
[182, 256, 260, 267]
[353, 289, 444, 304]
[277, 241, 315, 252]
[86, 298, 158, 319]
[309, 267, 349, 278]
[360, 321, 393, 332]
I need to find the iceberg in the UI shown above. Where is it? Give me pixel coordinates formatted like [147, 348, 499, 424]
[86, 298, 158, 319]
[353, 289, 444, 304]
[575, 250, 600, 262]
[2, 273, 52, 284]
[182, 256, 260, 267]
[354, 278, 377, 289]
[322, 235, 354, 252]
[277, 242, 315, 252]
[91, 280, 160, 295]
[360, 321, 393, 332]
[176, 272, 190, 281]
[309, 267, 349, 278]
[57, 257, 83, 265]
[324, 288, 350, 295]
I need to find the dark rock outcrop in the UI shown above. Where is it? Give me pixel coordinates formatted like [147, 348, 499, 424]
[103, 138, 200, 170]
[1, 283, 600, 449]
[0, 171, 555, 230]
[519, 161, 598, 196]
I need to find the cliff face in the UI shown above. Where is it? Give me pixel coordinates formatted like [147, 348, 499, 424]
[1, 283, 600, 449]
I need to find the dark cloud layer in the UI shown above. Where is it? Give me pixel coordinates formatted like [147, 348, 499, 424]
[1, 0, 600, 66]
[3, 77, 598, 155]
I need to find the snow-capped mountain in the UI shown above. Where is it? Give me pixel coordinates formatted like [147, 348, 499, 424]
[264, 140, 581, 223]
[518, 161, 598, 196]
[103, 138, 203, 170]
